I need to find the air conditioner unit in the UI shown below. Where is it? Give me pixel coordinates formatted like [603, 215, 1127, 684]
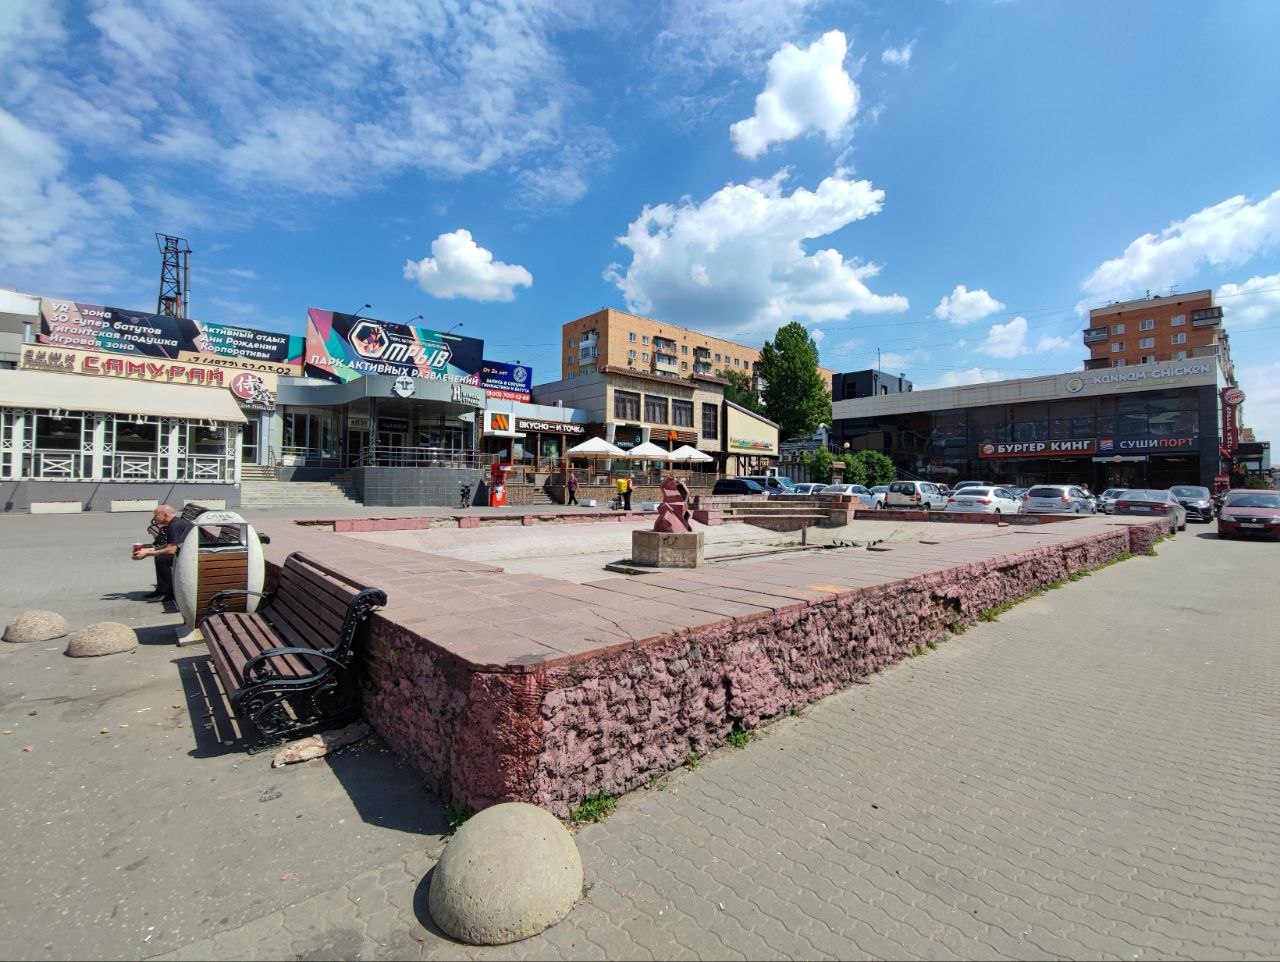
[555, 400, 564, 407]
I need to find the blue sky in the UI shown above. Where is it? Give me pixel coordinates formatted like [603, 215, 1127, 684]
[3, 1, 1279, 438]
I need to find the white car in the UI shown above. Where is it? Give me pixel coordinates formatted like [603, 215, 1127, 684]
[869, 485, 889, 508]
[945, 486, 1022, 516]
[789, 482, 826, 495]
[1097, 488, 1127, 514]
[820, 483, 876, 509]
[886, 480, 949, 511]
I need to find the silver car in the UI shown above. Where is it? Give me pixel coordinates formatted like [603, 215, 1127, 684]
[1097, 488, 1128, 515]
[1023, 484, 1096, 514]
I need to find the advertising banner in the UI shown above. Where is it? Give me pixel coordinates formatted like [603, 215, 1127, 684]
[481, 360, 532, 401]
[39, 299, 303, 375]
[1220, 386, 1243, 454]
[979, 439, 1096, 458]
[1098, 436, 1198, 453]
[303, 308, 483, 385]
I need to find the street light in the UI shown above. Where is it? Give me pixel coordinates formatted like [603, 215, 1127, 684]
[352, 303, 372, 318]
[404, 314, 424, 325]
[444, 322, 464, 336]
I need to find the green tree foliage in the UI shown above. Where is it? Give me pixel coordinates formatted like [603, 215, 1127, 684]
[852, 450, 895, 487]
[717, 367, 763, 414]
[757, 322, 830, 441]
[838, 453, 867, 487]
[807, 448, 833, 485]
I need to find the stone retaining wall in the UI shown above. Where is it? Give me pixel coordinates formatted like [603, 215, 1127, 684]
[354, 518, 1171, 817]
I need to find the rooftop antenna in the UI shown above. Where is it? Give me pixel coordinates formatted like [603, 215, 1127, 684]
[155, 233, 192, 318]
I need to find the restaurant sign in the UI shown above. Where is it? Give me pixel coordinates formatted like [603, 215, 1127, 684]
[1098, 436, 1197, 452]
[515, 418, 586, 435]
[730, 436, 775, 451]
[979, 439, 1096, 458]
[20, 345, 278, 403]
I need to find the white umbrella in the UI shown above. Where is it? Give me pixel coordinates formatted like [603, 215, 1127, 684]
[670, 444, 713, 462]
[566, 436, 627, 458]
[625, 441, 672, 460]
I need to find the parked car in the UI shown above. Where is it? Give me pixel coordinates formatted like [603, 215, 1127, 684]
[1217, 489, 1280, 540]
[944, 486, 1022, 516]
[1169, 485, 1215, 523]
[885, 480, 948, 511]
[820, 483, 876, 509]
[869, 485, 890, 508]
[788, 482, 826, 495]
[744, 475, 794, 496]
[936, 484, 953, 498]
[953, 480, 988, 492]
[1112, 489, 1187, 530]
[713, 477, 767, 496]
[1023, 484, 1096, 514]
[1096, 488, 1128, 515]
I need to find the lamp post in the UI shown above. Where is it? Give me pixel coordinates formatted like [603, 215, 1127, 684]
[444, 323, 463, 336]
[404, 314, 423, 325]
[351, 303, 371, 318]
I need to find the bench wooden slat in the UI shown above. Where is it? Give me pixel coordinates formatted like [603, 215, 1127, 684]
[270, 580, 347, 638]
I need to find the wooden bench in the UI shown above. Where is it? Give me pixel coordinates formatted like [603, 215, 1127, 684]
[201, 551, 387, 750]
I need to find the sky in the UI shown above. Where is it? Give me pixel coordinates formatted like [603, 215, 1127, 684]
[2, 0, 1280, 440]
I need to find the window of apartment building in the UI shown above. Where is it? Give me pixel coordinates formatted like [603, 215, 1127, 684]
[1173, 350, 1188, 361]
[614, 390, 640, 420]
[579, 364, 595, 376]
[1114, 359, 1127, 367]
[567, 372, 574, 379]
[672, 399, 694, 427]
[1140, 319, 1155, 331]
[702, 403, 719, 440]
[642, 352, 649, 361]
[681, 361, 688, 370]
[681, 344, 688, 354]
[1111, 341, 1124, 353]
[1172, 332, 1187, 344]
[629, 332, 636, 342]
[734, 357, 741, 367]
[642, 335, 649, 345]
[567, 355, 574, 365]
[566, 338, 573, 349]
[714, 353, 721, 362]
[644, 395, 668, 423]
[1171, 314, 1185, 326]
[628, 349, 637, 360]
[1141, 355, 1155, 364]
[1111, 323, 1125, 335]
[1140, 337, 1155, 349]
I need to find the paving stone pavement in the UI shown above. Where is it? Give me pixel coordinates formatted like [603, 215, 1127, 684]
[145, 528, 1279, 961]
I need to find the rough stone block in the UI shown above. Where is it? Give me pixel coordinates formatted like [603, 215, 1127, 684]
[692, 510, 723, 526]
[521, 515, 534, 526]
[458, 516, 480, 529]
[632, 529, 704, 568]
[4, 610, 69, 644]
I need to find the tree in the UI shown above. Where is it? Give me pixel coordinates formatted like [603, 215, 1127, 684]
[717, 367, 763, 414]
[809, 447, 833, 485]
[757, 322, 830, 442]
[838, 453, 867, 487]
[852, 450, 895, 487]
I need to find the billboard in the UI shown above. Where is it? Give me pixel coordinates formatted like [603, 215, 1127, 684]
[304, 308, 483, 385]
[481, 360, 532, 401]
[38, 299, 303, 375]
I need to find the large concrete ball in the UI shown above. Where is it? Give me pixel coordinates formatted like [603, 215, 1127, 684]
[65, 622, 138, 657]
[429, 802, 583, 945]
[4, 610, 69, 643]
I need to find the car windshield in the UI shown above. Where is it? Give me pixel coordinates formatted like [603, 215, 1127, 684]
[1170, 486, 1210, 499]
[1102, 489, 1126, 498]
[849, 485, 869, 493]
[1027, 486, 1065, 498]
[742, 480, 765, 492]
[955, 481, 983, 489]
[955, 488, 992, 497]
[1122, 490, 1167, 501]
[871, 486, 888, 493]
[1225, 493, 1280, 509]
[821, 485, 848, 492]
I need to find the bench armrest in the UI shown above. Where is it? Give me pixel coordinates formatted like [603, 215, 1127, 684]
[207, 589, 274, 615]
[243, 646, 346, 682]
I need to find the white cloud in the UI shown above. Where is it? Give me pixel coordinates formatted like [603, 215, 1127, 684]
[934, 284, 1005, 325]
[979, 315, 1076, 358]
[605, 169, 908, 335]
[1083, 188, 1280, 300]
[920, 367, 1005, 390]
[655, 0, 821, 77]
[878, 351, 913, 372]
[730, 31, 858, 160]
[403, 230, 533, 302]
[1220, 272, 1280, 328]
[881, 41, 914, 67]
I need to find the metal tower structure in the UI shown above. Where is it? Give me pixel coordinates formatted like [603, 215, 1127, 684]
[155, 233, 192, 319]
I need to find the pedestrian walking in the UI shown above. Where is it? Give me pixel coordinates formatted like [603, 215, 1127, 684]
[621, 475, 633, 511]
[567, 472, 579, 505]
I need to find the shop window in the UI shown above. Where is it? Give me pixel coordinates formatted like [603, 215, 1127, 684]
[1118, 396, 1147, 436]
[644, 395, 668, 424]
[702, 403, 719, 440]
[672, 400, 694, 427]
[614, 390, 640, 420]
[30, 412, 89, 479]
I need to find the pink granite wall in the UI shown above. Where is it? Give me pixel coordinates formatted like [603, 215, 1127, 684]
[353, 522, 1163, 817]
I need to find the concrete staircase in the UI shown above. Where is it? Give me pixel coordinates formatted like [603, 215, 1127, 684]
[240, 464, 276, 482]
[239, 476, 362, 508]
[713, 497, 831, 532]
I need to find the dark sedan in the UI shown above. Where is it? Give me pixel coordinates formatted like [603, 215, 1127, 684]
[1217, 489, 1280, 540]
[1170, 485, 1215, 523]
[1112, 489, 1187, 530]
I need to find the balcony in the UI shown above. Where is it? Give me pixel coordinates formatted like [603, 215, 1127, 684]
[1084, 358, 1110, 370]
[1191, 307, 1223, 328]
[653, 352, 678, 370]
[578, 345, 598, 360]
[693, 346, 711, 358]
[653, 336, 677, 351]
[1083, 327, 1109, 344]
[692, 361, 713, 374]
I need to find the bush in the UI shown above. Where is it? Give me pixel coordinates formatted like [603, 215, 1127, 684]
[852, 450, 895, 487]
[809, 448, 833, 485]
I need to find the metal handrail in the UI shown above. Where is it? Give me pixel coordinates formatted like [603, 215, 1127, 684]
[359, 446, 495, 469]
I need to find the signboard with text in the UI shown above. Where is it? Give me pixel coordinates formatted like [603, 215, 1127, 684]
[39, 299, 303, 375]
[979, 439, 1097, 458]
[481, 360, 532, 401]
[303, 308, 483, 385]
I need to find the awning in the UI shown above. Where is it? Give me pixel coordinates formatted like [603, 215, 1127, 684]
[0, 370, 246, 423]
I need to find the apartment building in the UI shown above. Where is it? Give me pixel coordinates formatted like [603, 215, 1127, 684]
[560, 308, 835, 389]
[1082, 290, 1232, 379]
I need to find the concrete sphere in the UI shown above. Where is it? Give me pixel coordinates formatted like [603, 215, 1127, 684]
[65, 622, 138, 657]
[4, 610, 69, 643]
[429, 802, 583, 945]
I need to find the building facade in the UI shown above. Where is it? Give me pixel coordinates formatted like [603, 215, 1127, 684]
[559, 307, 835, 389]
[1083, 290, 1230, 375]
[831, 368, 913, 402]
[832, 358, 1230, 491]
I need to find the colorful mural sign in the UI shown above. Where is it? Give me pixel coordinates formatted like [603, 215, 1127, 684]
[38, 299, 303, 375]
[480, 360, 532, 401]
[303, 308, 484, 385]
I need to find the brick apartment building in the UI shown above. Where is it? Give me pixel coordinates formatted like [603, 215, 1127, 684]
[560, 308, 835, 391]
[1083, 290, 1232, 378]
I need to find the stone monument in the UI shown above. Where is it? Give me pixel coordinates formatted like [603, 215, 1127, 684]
[632, 477, 703, 567]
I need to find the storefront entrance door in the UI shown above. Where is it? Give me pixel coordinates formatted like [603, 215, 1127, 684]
[377, 431, 405, 466]
[241, 419, 259, 464]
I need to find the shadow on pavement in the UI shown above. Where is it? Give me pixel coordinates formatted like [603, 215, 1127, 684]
[327, 745, 453, 837]
[176, 654, 244, 758]
[412, 866, 465, 945]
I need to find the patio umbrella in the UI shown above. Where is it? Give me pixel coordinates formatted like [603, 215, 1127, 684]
[669, 444, 713, 462]
[625, 441, 672, 460]
[566, 436, 627, 458]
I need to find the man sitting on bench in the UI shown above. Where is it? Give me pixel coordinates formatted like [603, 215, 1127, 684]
[132, 505, 193, 606]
